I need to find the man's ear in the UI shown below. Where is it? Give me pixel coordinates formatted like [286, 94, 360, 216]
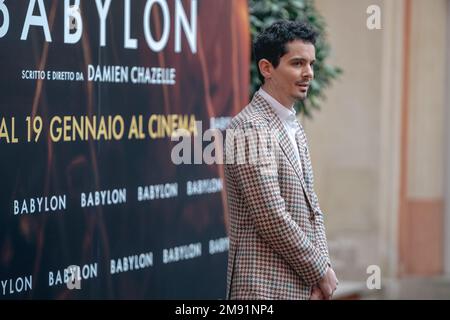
[258, 59, 273, 80]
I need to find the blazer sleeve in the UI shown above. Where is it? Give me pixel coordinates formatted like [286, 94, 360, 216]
[313, 205, 332, 267]
[225, 121, 328, 286]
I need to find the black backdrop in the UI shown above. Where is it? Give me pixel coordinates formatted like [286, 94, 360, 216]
[0, 0, 250, 299]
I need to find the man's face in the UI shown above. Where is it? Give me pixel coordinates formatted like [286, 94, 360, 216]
[268, 40, 315, 106]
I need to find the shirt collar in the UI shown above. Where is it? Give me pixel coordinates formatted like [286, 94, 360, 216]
[258, 87, 297, 125]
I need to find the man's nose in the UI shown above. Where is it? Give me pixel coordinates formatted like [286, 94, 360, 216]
[303, 65, 314, 79]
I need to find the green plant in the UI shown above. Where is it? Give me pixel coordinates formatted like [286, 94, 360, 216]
[249, 0, 342, 118]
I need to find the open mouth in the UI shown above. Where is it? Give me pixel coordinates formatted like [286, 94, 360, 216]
[297, 83, 309, 91]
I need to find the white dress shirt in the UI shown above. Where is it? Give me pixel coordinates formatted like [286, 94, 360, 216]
[258, 88, 301, 167]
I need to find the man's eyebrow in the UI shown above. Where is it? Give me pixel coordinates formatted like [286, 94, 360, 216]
[289, 57, 315, 63]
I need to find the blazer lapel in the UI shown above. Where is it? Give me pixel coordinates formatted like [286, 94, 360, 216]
[251, 92, 314, 209]
[295, 129, 314, 202]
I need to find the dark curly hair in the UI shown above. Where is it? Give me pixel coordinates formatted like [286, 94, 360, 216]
[253, 20, 319, 83]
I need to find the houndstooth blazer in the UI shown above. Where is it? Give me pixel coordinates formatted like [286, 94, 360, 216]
[224, 91, 331, 300]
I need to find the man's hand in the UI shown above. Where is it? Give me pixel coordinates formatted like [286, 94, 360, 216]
[317, 267, 338, 300]
[310, 285, 325, 300]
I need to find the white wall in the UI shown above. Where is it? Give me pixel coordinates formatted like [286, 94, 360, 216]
[445, 0, 450, 276]
[308, 0, 386, 280]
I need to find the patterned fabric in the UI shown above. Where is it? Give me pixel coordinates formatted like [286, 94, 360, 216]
[224, 91, 331, 300]
[258, 88, 302, 167]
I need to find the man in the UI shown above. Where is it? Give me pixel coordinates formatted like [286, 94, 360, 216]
[224, 20, 338, 300]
